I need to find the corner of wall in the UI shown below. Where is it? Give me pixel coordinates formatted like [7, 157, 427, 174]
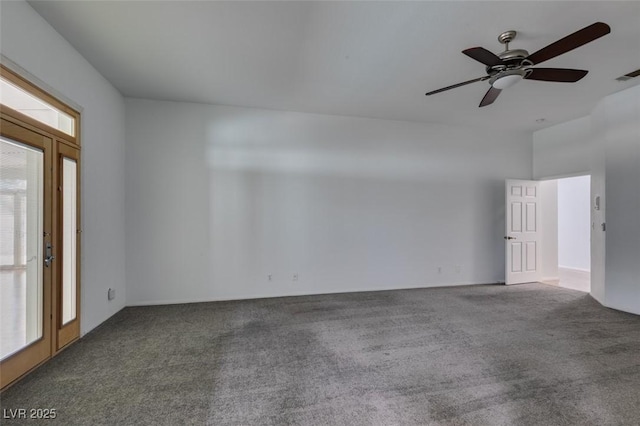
[2, 0, 128, 335]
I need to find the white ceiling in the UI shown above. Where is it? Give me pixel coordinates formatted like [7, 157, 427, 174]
[28, 1, 640, 132]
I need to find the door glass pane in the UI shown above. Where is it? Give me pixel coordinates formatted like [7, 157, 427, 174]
[0, 137, 43, 360]
[61, 158, 77, 325]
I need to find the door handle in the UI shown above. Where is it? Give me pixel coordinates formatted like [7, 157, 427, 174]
[504, 236, 516, 240]
[44, 242, 55, 267]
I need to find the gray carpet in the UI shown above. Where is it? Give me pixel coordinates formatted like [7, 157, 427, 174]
[2, 283, 640, 425]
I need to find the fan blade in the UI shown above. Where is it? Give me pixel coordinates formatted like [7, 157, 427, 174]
[462, 47, 504, 67]
[479, 87, 501, 107]
[526, 22, 610, 65]
[525, 68, 588, 82]
[425, 76, 489, 96]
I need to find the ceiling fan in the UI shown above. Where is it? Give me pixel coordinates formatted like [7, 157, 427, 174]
[425, 22, 611, 107]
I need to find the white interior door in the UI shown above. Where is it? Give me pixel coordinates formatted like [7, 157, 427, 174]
[505, 179, 542, 285]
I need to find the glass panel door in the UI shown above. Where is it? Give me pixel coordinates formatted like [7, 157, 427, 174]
[0, 119, 52, 389]
[56, 143, 80, 349]
[61, 158, 77, 325]
[0, 138, 44, 359]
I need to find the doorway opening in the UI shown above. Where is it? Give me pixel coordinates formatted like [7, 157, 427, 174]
[541, 175, 591, 292]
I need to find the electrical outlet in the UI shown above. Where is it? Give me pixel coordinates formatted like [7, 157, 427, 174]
[268, 274, 272, 281]
[292, 273, 298, 281]
[437, 266, 442, 274]
[107, 288, 115, 300]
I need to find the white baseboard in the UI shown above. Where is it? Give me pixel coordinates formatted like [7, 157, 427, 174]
[127, 281, 495, 307]
[558, 266, 591, 273]
[591, 291, 605, 306]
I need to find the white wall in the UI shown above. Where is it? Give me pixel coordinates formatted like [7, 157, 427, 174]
[1, 1, 127, 334]
[125, 99, 532, 305]
[533, 116, 591, 180]
[533, 84, 640, 315]
[597, 85, 640, 315]
[557, 176, 591, 271]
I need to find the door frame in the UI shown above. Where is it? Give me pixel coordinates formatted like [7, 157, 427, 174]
[538, 175, 592, 292]
[0, 64, 81, 390]
[55, 143, 81, 349]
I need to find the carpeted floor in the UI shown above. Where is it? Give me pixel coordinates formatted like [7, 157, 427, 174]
[2, 283, 640, 425]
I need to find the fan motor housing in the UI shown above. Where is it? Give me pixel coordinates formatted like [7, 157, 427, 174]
[498, 49, 529, 61]
[487, 49, 532, 76]
[493, 30, 531, 70]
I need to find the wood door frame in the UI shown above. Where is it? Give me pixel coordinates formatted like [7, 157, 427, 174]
[1, 65, 80, 146]
[0, 65, 82, 390]
[55, 143, 81, 350]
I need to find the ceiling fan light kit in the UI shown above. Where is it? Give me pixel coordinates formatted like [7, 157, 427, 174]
[491, 70, 526, 90]
[425, 22, 611, 107]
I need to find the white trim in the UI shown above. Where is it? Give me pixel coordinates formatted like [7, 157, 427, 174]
[590, 291, 605, 306]
[127, 281, 497, 307]
[0, 54, 84, 113]
[558, 266, 591, 273]
[535, 171, 591, 181]
[601, 302, 640, 316]
[592, 292, 640, 316]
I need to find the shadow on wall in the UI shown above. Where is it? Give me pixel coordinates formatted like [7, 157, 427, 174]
[202, 110, 523, 300]
[125, 100, 532, 304]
